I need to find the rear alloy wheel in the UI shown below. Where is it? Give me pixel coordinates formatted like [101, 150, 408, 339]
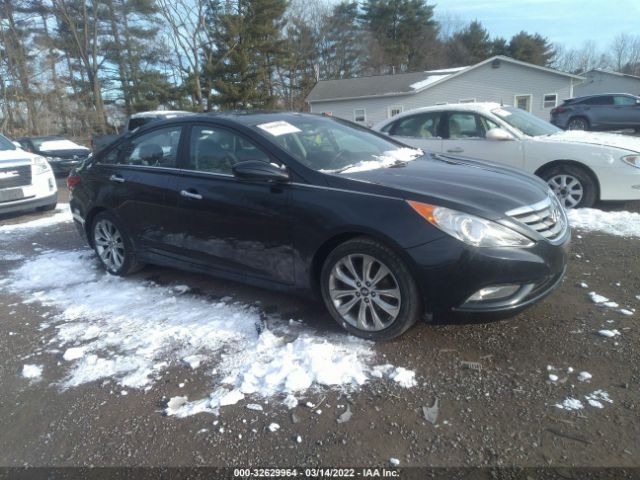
[567, 117, 589, 131]
[542, 165, 596, 208]
[92, 212, 142, 275]
[320, 237, 421, 340]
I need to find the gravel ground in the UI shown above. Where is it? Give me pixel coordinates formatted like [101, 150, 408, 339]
[0, 180, 639, 470]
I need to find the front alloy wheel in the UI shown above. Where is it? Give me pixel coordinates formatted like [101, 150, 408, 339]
[329, 254, 401, 331]
[321, 237, 421, 340]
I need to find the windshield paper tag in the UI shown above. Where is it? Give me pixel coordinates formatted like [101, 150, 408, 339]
[257, 121, 301, 136]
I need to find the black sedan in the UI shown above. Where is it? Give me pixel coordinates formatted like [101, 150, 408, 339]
[18, 135, 91, 176]
[67, 112, 570, 340]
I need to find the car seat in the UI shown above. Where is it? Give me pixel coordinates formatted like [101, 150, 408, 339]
[138, 143, 164, 165]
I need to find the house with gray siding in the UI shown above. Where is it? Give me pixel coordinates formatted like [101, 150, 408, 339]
[307, 56, 584, 125]
[574, 69, 640, 97]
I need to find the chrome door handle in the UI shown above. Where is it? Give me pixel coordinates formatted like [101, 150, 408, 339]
[446, 147, 464, 153]
[180, 190, 202, 200]
[109, 174, 125, 183]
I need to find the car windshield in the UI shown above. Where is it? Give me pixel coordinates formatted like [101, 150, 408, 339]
[491, 106, 561, 137]
[252, 116, 423, 173]
[0, 134, 17, 151]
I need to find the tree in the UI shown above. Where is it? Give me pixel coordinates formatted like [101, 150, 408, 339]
[446, 20, 492, 65]
[361, 0, 439, 74]
[320, 1, 363, 79]
[204, 0, 287, 110]
[508, 31, 555, 66]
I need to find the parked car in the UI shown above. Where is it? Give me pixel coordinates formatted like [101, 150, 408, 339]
[68, 112, 569, 340]
[0, 133, 57, 215]
[550, 93, 640, 132]
[91, 110, 192, 153]
[17, 135, 90, 176]
[374, 103, 640, 208]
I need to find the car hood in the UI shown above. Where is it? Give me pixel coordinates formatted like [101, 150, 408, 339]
[326, 154, 549, 220]
[0, 149, 33, 165]
[537, 130, 640, 153]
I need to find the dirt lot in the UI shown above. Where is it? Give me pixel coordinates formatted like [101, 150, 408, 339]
[1, 180, 639, 472]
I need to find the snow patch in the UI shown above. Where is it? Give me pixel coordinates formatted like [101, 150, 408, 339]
[568, 209, 640, 238]
[22, 364, 43, 379]
[324, 148, 423, 174]
[597, 329, 621, 338]
[4, 249, 416, 416]
[0, 204, 72, 238]
[577, 371, 592, 382]
[555, 397, 583, 410]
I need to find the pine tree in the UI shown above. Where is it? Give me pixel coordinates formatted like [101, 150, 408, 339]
[508, 31, 556, 66]
[361, 0, 438, 74]
[204, 0, 287, 110]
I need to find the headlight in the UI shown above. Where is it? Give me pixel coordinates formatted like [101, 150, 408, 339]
[32, 156, 52, 175]
[621, 154, 640, 168]
[407, 201, 534, 247]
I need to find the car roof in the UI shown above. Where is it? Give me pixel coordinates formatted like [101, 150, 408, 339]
[17, 135, 65, 141]
[566, 93, 639, 102]
[129, 110, 192, 119]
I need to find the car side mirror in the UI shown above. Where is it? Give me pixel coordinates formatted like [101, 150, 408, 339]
[232, 160, 289, 182]
[486, 128, 513, 141]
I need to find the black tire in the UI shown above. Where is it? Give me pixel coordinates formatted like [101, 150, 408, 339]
[320, 237, 421, 341]
[567, 116, 589, 131]
[37, 202, 57, 212]
[541, 165, 597, 209]
[91, 211, 143, 276]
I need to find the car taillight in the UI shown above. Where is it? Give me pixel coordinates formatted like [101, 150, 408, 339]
[67, 174, 81, 190]
[551, 107, 567, 114]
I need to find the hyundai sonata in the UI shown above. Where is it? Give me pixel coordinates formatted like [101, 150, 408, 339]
[68, 113, 569, 340]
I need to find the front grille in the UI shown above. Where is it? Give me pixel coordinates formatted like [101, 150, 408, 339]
[0, 164, 32, 189]
[506, 196, 567, 243]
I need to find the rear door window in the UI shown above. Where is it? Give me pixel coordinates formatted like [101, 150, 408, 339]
[102, 126, 183, 168]
[389, 112, 441, 138]
[582, 96, 614, 105]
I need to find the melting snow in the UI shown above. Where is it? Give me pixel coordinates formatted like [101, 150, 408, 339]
[577, 371, 592, 382]
[568, 209, 640, 238]
[22, 364, 43, 379]
[3, 249, 416, 417]
[555, 398, 583, 410]
[597, 329, 621, 338]
[0, 204, 71, 238]
[323, 148, 423, 174]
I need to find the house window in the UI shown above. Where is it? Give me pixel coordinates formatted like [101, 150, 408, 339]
[514, 94, 532, 112]
[388, 105, 403, 118]
[543, 93, 558, 108]
[354, 108, 366, 123]
[459, 98, 476, 103]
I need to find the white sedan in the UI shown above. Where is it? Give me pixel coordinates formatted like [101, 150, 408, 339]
[374, 102, 640, 208]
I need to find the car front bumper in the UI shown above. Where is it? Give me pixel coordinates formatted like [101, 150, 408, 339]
[0, 170, 58, 215]
[406, 233, 570, 315]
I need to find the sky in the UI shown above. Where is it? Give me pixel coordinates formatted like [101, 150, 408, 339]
[433, 0, 640, 49]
